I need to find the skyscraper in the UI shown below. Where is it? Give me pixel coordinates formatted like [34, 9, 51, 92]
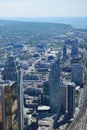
[0, 81, 19, 130]
[49, 59, 61, 114]
[66, 82, 75, 118]
[0, 86, 5, 130]
[65, 39, 79, 56]
[63, 44, 67, 59]
[72, 63, 83, 87]
[3, 55, 18, 81]
[61, 81, 67, 114]
[71, 39, 79, 56]
[2, 54, 24, 130]
[43, 81, 50, 106]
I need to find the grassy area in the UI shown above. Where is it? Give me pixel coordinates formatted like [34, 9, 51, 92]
[65, 120, 72, 130]
[76, 90, 79, 97]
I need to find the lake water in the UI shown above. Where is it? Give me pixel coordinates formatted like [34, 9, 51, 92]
[1, 17, 87, 29]
[21, 17, 87, 29]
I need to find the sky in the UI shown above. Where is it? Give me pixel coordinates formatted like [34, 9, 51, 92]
[0, 0, 87, 17]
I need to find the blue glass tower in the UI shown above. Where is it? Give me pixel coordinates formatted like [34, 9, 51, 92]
[49, 59, 61, 114]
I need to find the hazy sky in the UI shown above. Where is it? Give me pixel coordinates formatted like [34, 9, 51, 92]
[0, 0, 87, 17]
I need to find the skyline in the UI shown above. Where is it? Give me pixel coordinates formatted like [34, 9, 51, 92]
[0, 0, 87, 17]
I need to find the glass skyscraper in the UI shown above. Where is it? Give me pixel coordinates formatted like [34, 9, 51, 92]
[72, 63, 83, 87]
[49, 59, 61, 114]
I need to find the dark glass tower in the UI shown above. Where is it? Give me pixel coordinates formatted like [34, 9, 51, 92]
[0, 86, 5, 130]
[72, 63, 83, 87]
[3, 55, 17, 81]
[63, 44, 67, 59]
[71, 39, 79, 56]
[43, 81, 50, 106]
[66, 83, 75, 118]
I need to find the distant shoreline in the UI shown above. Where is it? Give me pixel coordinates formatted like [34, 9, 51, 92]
[0, 17, 87, 29]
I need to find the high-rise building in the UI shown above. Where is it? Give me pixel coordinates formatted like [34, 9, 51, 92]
[72, 63, 83, 87]
[61, 81, 75, 118]
[63, 44, 67, 59]
[0, 86, 5, 130]
[65, 39, 79, 56]
[49, 59, 61, 114]
[3, 55, 18, 81]
[0, 87, 2, 130]
[61, 81, 67, 114]
[43, 81, 50, 106]
[66, 82, 75, 118]
[2, 54, 24, 130]
[71, 39, 79, 56]
[0, 81, 19, 130]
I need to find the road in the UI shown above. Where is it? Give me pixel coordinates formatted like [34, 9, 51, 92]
[27, 48, 51, 73]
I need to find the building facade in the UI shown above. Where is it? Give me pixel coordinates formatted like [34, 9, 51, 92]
[61, 81, 75, 118]
[61, 82, 67, 114]
[43, 81, 50, 106]
[49, 59, 61, 114]
[66, 82, 75, 118]
[71, 39, 78, 56]
[65, 39, 79, 56]
[72, 63, 83, 87]
[0, 86, 5, 130]
[63, 44, 67, 59]
[2, 54, 24, 130]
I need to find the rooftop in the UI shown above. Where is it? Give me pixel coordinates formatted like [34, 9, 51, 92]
[63, 80, 75, 87]
[37, 106, 50, 111]
[0, 80, 15, 88]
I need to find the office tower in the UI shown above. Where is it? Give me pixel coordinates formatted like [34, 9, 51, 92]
[0, 86, 5, 130]
[66, 82, 75, 118]
[0, 87, 2, 130]
[43, 81, 50, 106]
[71, 39, 78, 56]
[3, 55, 18, 81]
[0, 82, 19, 130]
[61, 81, 67, 114]
[2, 54, 24, 130]
[63, 44, 67, 59]
[72, 63, 83, 87]
[61, 81, 75, 117]
[49, 59, 61, 113]
[65, 39, 79, 56]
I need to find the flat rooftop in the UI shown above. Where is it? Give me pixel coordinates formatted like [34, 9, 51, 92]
[37, 106, 50, 111]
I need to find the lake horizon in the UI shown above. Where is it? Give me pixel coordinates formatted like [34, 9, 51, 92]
[0, 17, 87, 29]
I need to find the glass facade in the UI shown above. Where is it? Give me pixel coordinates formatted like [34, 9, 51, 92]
[4, 83, 18, 130]
[0, 89, 2, 130]
[49, 59, 61, 113]
[0, 86, 5, 130]
[2, 54, 24, 130]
